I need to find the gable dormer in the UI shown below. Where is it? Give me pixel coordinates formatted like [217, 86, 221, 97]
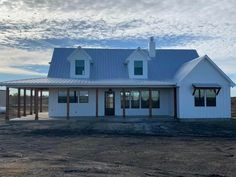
[67, 46, 93, 79]
[125, 47, 150, 79]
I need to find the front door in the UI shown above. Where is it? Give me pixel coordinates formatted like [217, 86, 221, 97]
[105, 91, 115, 116]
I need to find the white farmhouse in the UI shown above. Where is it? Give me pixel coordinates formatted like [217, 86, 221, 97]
[1, 37, 235, 120]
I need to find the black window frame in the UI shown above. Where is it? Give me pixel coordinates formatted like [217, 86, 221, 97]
[131, 90, 140, 108]
[206, 89, 216, 107]
[120, 91, 130, 108]
[141, 91, 149, 108]
[152, 90, 160, 108]
[58, 90, 78, 103]
[194, 89, 205, 107]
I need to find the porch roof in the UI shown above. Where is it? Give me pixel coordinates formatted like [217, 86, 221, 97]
[0, 77, 176, 88]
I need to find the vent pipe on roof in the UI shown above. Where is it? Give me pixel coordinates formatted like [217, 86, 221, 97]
[148, 36, 156, 57]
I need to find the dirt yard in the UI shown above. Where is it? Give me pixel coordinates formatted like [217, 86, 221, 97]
[0, 119, 236, 177]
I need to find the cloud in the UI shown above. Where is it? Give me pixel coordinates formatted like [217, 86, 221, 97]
[0, 0, 235, 87]
[0, 47, 51, 75]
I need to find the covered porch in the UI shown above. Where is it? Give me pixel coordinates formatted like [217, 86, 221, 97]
[1, 78, 178, 121]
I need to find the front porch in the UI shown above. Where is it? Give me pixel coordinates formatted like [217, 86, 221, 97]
[1, 78, 178, 121]
[4, 86, 178, 121]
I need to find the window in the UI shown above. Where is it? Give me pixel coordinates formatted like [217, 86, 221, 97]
[131, 91, 140, 108]
[134, 61, 143, 75]
[206, 89, 216, 107]
[79, 91, 89, 103]
[75, 60, 85, 75]
[194, 89, 205, 107]
[120, 91, 130, 108]
[152, 90, 160, 108]
[58, 90, 66, 103]
[58, 90, 77, 103]
[141, 91, 149, 108]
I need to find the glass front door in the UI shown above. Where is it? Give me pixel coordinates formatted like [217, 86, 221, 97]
[105, 91, 115, 116]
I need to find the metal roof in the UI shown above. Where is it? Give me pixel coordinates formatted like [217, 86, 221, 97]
[0, 48, 201, 88]
[0, 78, 176, 88]
[192, 83, 222, 88]
[48, 48, 199, 81]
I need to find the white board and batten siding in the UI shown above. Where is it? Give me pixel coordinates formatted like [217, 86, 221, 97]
[48, 88, 174, 117]
[177, 59, 231, 118]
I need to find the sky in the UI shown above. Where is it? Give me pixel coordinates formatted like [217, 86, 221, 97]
[0, 0, 235, 95]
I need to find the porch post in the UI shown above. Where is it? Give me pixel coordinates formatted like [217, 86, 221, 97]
[149, 89, 152, 117]
[122, 88, 125, 118]
[40, 89, 43, 112]
[23, 88, 26, 116]
[17, 88, 21, 118]
[5, 87, 9, 121]
[173, 87, 177, 119]
[66, 88, 70, 120]
[96, 88, 98, 117]
[30, 89, 33, 115]
[35, 89, 39, 120]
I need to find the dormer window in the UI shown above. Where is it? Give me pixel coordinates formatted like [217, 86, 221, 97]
[75, 60, 85, 75]
[67, 47, 92, 79]
[134, 61, 143, 75]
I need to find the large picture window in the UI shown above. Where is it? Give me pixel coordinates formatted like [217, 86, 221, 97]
[194, 89, 205, 107]
[141, 91, 149, 108]
[75, 60, 85, 75]
[206, 89, 216, 106]
[79, 91, 89, 103]
[58, 90, 77, 103]
[152, 90, 160, 108]
[134, 61, 143, 75]
[120, 91, 130, 108]
[131, 91, 140, 108]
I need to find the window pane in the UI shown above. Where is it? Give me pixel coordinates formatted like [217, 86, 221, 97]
[131, 91, 140, 108]
[58, 90, 66, 103]
[152, 90, 160, 108]
[70, 91, 77, 103]
[120, 91, 130, 108]
[141, 91, 149, 108]
[194, 89, 205, 107]
[206, 89, 216, 107]
[134, 61, 143, 75]
[58, 90, 78, 103]
[79, 91, 89, 103]
[75, 60, 85, 75]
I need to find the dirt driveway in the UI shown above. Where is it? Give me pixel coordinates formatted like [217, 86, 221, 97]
[0, 119, 236, 177]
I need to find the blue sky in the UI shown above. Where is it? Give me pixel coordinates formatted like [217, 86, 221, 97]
[0, 0, 236, 95]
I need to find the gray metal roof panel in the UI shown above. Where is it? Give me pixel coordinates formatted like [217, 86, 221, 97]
[0, 78, 176, 88]
[48, 48, 199, 81]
